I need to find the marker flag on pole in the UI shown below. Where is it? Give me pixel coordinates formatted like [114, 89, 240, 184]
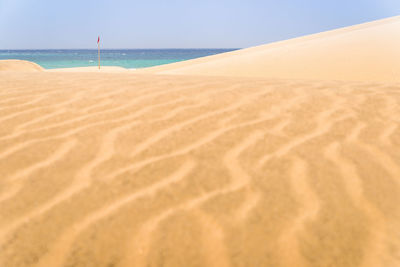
[97, 36, 100, 69]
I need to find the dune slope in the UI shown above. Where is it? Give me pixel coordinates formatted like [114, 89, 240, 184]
[48, 66, 131, 73]
[0, 60, 43, 72]
[138, 16, 400, 82]
[0, 71, 399, 267]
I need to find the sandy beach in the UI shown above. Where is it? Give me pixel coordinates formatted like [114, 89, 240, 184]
[1, 16, 400, 267]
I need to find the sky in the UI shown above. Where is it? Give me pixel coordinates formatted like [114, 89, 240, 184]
[0, 0, 399, 49]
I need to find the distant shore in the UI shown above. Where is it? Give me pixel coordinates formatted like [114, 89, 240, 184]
[0, 49, 237, 70]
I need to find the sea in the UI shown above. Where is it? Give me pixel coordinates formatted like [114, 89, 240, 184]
[0, 49, 237, 69]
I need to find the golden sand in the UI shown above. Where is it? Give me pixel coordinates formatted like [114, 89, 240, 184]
[0, 60, 43, 72]
[0, 16, 400, 267]
[137, 15, 400, 82]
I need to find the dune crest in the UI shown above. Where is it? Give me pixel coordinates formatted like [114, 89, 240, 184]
[0, 60, 43, 72]
[138, 15, 400, 82]
[48, 66, 131, 73]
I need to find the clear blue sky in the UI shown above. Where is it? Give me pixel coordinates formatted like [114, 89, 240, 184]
[0, 0, 399, 49]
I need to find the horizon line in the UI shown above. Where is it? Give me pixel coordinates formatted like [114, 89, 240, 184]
[0, 48, 241, 51]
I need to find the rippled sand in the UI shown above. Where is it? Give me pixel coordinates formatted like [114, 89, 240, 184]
[1, 15, 400, 267]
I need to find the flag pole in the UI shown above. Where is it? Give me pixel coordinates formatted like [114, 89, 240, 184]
[97, 36, 100, 70]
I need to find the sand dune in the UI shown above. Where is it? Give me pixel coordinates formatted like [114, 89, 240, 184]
[137, 15, 400, 82]
[48, 66, 132, 73]
[0, 60, 43, 72]
[1, 15, 400, 267]
[0, 61, 132, 73]
[0, 71, 399, 267]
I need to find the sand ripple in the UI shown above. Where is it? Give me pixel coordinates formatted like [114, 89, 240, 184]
[0, 72, 399, 267]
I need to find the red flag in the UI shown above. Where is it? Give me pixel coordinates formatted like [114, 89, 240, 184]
[97, 36, 100, 44]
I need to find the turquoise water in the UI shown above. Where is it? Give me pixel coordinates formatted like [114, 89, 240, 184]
[0, 49, 237, 69]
